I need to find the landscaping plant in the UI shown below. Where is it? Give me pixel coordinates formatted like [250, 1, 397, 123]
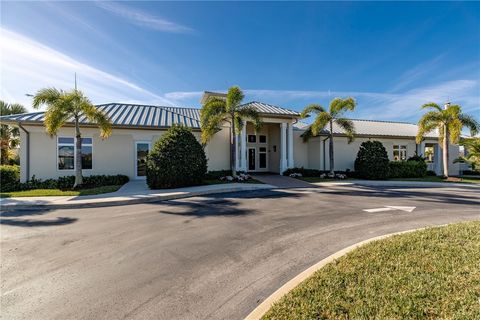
[301, 97, 356, 175]
[32, 88, 112, 188]
[354, 140, 390, 179]
[200, 86, 262, 176]
[0, 101, 27, 164]
[146, 125, 207, 189]
[416, 102, 478, 178]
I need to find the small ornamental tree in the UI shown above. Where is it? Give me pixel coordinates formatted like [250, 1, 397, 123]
[354, 141, 390, 179]
[146, 125, 207, 189]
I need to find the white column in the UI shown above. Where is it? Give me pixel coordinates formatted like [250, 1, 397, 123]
[287, 123, 294, 168]
[280, 122, 287, 174]
[235, 133, 240, 171]
[241, 121, 247, 172]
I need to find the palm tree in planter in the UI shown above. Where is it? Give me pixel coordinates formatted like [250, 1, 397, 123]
[200, 86, 262, 177]
[301, 97, 356, 175]
[33, 88, 112, 188]
[0, 101, 27, 164]
[416, 102, 478, 178]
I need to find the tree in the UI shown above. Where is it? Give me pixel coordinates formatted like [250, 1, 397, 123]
[200, 86, 262, 176]
[454, 137, 480, 171]
[33, 88, 112, 188]
[416, 102, 479, 178]
[146, 125, 207, 189]
[0, 101, 27, 164]
[354, 140, 390, 180]
[301, 97, 356, 174]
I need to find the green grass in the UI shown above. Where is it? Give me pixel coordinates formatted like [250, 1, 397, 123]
[0, 185, 123, 198]
[390, 176, 480, 184]
[262, 221, 480, 320]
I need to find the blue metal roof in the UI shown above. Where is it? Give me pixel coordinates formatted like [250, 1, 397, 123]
[0, 102, 299, 129]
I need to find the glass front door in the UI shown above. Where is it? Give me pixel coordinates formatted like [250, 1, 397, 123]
[248, 148, 256, 171]
[135, 142, 150, 178]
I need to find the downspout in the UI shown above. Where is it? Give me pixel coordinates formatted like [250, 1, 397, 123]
[18, 123, 30, 181]
[322, 136, 329, 171]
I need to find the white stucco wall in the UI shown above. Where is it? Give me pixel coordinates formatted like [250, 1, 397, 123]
[19, 125, 231, 182]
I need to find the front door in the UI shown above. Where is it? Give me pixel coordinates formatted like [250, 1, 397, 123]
[248, 148, 256, 171]
[135, 142, 150, 178]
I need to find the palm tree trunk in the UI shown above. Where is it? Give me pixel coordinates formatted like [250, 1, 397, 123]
[231, 115, 237, 177]
[329, 120, 334, 175]
[73, 118, 83, 188]
[442, 125, 449, 178]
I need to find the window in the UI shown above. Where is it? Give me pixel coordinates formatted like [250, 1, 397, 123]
[248, 135, 256, 143]
[81, 138, 93, 170]
[57, 137, 93, 170]
[259, 147, 267, 169]
[259, 135, 267, 143]
[424, 145, 435, 163]
[58, 137, 74, 170]
[393, 145, 407, 161]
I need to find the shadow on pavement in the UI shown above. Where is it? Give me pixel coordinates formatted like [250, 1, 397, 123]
[0, 207, 78, 227]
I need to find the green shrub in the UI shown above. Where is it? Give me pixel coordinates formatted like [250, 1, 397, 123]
[388, 161, 427, 178]
[283, 167, 322, 177]
[426, 170, 437, 176]
[407, 154, 426, 162]
[147, 125, 207, 189]
[0, 165, 20, 192]
[354, 141, 390, 180]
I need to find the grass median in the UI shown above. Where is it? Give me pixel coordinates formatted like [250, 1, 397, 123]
[0, 185, 123, 198]
[262, 221, 480, 320]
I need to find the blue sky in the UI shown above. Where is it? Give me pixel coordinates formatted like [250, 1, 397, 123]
[1, 1, 479, 122]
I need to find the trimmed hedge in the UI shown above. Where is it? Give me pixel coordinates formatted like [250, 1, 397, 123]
[0, 168, 129, 193]
[388, 161, 427, 178]
[354, 141, 390, 180]
[0, 165, 20, 192]
[147, 125, 207, 189]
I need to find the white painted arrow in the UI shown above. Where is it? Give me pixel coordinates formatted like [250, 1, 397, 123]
[363, 206, 416, 213]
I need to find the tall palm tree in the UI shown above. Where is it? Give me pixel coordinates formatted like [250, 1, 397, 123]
[33, 88, 112, 188]
[454, 138, 480, 171]
[200, 86, 262, 176]
[301, 97, 356, 175]
[0, 101, 27, 164]
[416, 102, 479, 178]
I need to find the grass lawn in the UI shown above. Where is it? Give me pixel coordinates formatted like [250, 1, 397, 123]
[391, 176, 480, 184]
[262, 221, 480, 320]
[0, 185, 123, 198]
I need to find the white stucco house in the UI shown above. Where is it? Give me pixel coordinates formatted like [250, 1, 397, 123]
[0, 91, 459, 182]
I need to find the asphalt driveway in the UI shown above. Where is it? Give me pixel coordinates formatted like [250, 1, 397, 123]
[1, 184, 480, 320]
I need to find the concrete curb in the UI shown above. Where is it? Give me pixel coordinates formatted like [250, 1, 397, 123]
[0, 184, 274, 211]
[245, 226, 435, 320]
[313, 180, 480, 189]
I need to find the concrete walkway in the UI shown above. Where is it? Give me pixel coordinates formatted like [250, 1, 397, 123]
[0, 180, 273, 209]
[252, 174, 316, 188]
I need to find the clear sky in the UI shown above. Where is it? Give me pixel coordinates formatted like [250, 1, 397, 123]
[1, 1, 479, 122]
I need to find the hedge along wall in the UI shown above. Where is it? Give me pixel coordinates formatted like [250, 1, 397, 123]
[388, 161, 427, 178]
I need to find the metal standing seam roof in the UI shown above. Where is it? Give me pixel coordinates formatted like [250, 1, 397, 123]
[302, 119, 439, 138]
[0, 101, 300, 129]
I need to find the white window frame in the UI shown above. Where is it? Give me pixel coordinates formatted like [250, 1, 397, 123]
[258, 146, 268, 169]
[393, 145, 407, 161]
[56, 136, 93, 171]
[134, 141, 151, 179]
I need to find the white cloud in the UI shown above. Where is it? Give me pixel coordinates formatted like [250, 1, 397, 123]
[0, 28, 174, 110]
[95, 2, 194, 33]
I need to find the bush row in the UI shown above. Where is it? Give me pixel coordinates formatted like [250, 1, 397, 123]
[0, 165, 129, 192]
[388, 161, 427, 178]
[283, 167, 356, 178]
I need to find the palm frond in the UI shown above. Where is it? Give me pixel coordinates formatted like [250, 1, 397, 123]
[300, 104, 325, 119]
[335, 118, 356, 143]
[43, 105, 70, 136]
[82, 101, 112, 138]
[420, 102, 442, 112]
[226, 86, 244, 113]
[458, 113, 480, 137]
[416, 111, 444, 143]
[301, 127, 314, 143]
[329, 97, 356, 116]
[32, 88, 62, 109]
[238, 106, 262, 132]
[310, 112, 331, 136]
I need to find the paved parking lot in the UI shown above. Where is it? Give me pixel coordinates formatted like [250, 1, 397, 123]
[2, 184, 479, 320]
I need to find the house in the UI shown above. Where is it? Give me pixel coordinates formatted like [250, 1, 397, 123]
[0, 91, 459, 182]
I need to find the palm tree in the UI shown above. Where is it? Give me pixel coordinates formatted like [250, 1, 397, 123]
[416, 102, 479, 178]
[33, 88, 112, 188]
[301, 97, 356, 175]
[0, 101, 27, 164]
[200, 86, 262, 176]
[454, 137, 480, 171]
